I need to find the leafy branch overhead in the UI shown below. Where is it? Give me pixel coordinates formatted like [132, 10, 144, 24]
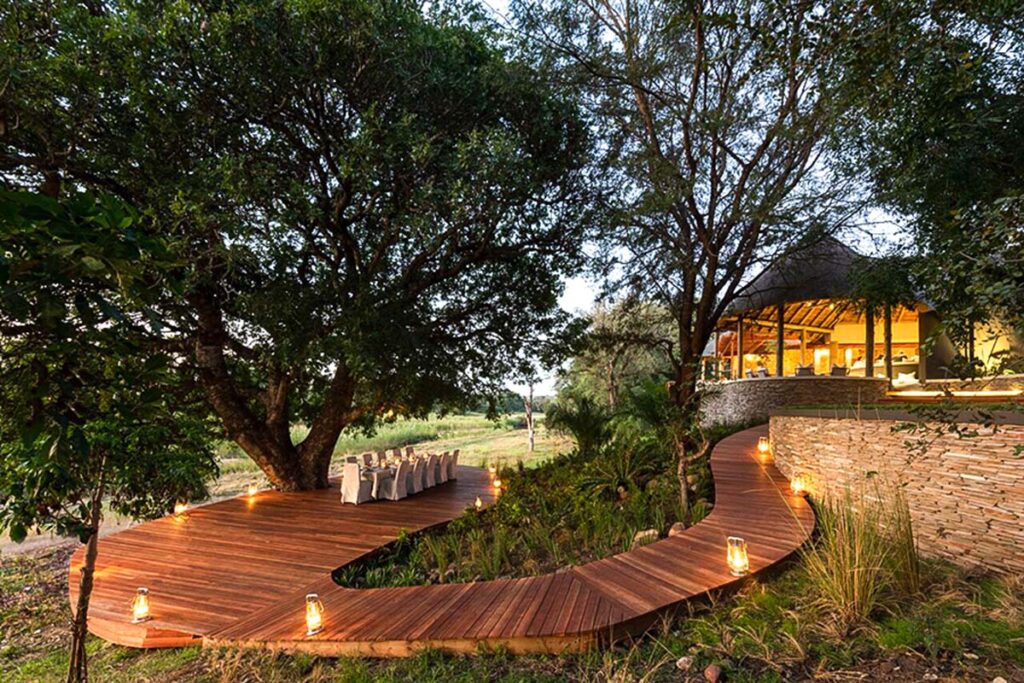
[2, 0, 600, 490]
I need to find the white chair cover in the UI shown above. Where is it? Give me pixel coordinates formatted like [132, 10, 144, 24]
[369, 468, 393, 499]
[424, 453, 438, 488]
[392, 448, 403, 462]
[384, 460, 409, 501]
[377, 450, 388, 467]
[361, 452, 373, 467]
[345, 455, 358, 463]
[448, 449, 459, 480]
[437, 452, 450, 484]
[341, 463, 372, 505]
[405, 446, 415, 459]
[408, 457, 424, 494]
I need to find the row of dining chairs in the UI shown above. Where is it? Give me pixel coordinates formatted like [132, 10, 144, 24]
[341, 448, 459, 505]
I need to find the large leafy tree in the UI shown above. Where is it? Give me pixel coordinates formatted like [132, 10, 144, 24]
[839, 0, 1024, 367]
[1, 0, 596, 490]
[515, 0, 861, 519]
[0, 192, 217, 683]
[559, 302, 675, 410]
[515, 0, 862, 410]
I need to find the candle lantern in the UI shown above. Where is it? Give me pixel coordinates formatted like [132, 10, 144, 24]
[305, 593, 324, 636]
[790, 473, 809, 497]
[474, 496, 483, 512]
[492, 478, 502, 490]
[487, 464, 497, 475]
[726, 536, 749, 577]
[173, 500, 187, 516]
[757, 436, 771, 460]
[247, 480, 258, 497]
[131, 587, 151, 623]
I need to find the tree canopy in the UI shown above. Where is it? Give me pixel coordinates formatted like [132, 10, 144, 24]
[2, 0, 597, 489]
[839, 0, 1024, 365]
[515, 0, 863, 409]
[0, 191, 217, 682]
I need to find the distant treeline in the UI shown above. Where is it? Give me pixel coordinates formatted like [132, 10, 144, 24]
[471, 390, 552, 415]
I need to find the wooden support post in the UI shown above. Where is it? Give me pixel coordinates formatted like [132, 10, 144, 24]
[917, 315, 928, 382]
[800, 329, 807, 367]
[736, 317, 745, 379]
[775, 303, 785, 377]
[865, 305, 875, 378]
[884, 304, 893, 381]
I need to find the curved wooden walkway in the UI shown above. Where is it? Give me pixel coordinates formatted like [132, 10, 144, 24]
[71, 426, 814, 656]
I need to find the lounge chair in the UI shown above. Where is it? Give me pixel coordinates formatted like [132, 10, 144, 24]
[830, 365, 848, 377]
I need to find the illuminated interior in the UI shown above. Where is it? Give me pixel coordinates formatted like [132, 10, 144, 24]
[700, 238, 1017, 385]
[706, 298, 1014, 383]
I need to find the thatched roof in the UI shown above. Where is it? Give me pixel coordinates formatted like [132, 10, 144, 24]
[724, 236, 863, 317]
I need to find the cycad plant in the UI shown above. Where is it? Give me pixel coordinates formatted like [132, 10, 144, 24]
[578, 424, 663, 498]
[544, 394, 612, 459]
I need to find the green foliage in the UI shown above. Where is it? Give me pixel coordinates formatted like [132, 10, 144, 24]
[336, 431, 687, 589]
[1, 0, 596, 489]
[801, 485, 921, 631]
[543, 394, 612, 459]
[848, 254, 919, 313]
[838, 2, 1024, 361]
[577, 423, 667, 498]
[0, 192, 217, 543]
[557, 302, 675, 410]
[517, 0, 860, 409]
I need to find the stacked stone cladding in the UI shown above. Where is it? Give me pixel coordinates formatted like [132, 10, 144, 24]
[770, 411, 1024, 573]
[699, 377, 888, 428]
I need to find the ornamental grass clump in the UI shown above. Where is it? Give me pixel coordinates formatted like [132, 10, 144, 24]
[802, 483, 920, 632]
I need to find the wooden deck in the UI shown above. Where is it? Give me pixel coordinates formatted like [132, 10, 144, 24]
[71, 426, 814, 656]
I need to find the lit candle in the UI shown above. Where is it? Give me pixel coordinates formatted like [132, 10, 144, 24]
[474, 496, 483, 512]
[247, 480, 258, 497]
[305, 593, 324, 636]
[487, 464, 497, 475]
[727, 536, 749, 577]
[492, 478, 502, 490]
[131, 587, 151, 623]
[173, 500, 187, 516]
[790, 473, 809, 497]
[757, 437, 771, 456]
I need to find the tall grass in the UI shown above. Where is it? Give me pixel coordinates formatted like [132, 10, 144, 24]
[886, 485, 921, 595]
[802, 483, 921, 631]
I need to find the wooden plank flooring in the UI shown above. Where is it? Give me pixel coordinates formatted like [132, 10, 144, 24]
[71, 426, 815, 656]
[69, 467, 495, 648]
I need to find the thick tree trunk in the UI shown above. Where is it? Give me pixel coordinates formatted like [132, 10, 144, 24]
[67, 465, 106, 683]
[191, 287, 357, 491]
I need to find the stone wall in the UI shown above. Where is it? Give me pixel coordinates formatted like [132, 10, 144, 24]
[699, 377, 889, 429]
[769, 411, 1024, 573]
